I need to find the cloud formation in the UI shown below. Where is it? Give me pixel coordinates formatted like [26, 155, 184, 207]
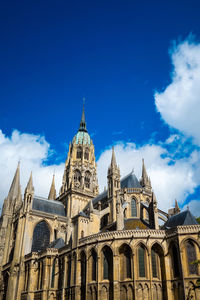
[97, 140, 199, 214]
[155, 38, 200, 145]
[1, 37, 200, 218]
[0, 130, 64, 207]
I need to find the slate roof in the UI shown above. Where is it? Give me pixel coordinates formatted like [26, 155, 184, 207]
[92, 172, 142, 206]
[121, 172, 142, 189]
[164, 210, 198, 228]
[32, 197, 66, 217]
[48, 238, 65, 249]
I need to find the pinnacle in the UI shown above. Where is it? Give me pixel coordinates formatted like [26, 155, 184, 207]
[7, 161, 21, 200]
[111, 146, 117, 167]
[26, 171, 34, 192]
[48, 174, 57, 200]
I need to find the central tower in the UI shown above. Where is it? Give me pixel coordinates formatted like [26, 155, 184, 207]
[59, 104, 99, 217]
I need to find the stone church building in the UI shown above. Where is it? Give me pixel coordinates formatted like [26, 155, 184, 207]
[0, 107, 199, 300]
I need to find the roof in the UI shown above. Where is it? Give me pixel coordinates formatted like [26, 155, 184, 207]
[164, 210, 198, 228]
[124, 218, 147, 230]
[32, 197, 66, 217]
[48, 238, 65, 249]
[121, 172, 142, 188]
[93, 190, 107, 205]
[92, 172, 142, 206]
[73, 131, 91, 145]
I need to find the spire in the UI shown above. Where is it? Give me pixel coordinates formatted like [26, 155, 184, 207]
[79, 99, 87, 132]
[111, 146, 117, 167]
[141, 158, 151, 189]
[25, 171, 34, 194]
[48, 174, 57, 200]
[142, 158, 148, 182]
[175, 199, 180, 213]
[7, 161, 21, 201]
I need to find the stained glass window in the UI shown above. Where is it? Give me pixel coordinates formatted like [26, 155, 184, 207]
[51, 259, 56, 288]
[91, 250, 97, 281]
[138, 246, 146, 277]
[131, 199, 137, 217]
[172, 244, 180, 277]
[151, 249, 157, 278]
[31, 221, 50, 252]
[186, 241, 197, 274]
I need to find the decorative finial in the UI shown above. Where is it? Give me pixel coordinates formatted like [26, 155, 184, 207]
[79, 99, 87, 132]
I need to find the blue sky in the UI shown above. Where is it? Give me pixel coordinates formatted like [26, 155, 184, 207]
[0, 1, 200, 216]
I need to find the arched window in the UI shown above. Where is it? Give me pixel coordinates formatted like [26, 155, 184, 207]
[186, 241, 197, 274]
[102, 246, 113, 281]
[31, 221, 50, 252]
[131, 199, 137, 217]
[74, 170, 81, 185]
[77, 147, 82, 159]
[119, 244, 132, 280]
[91, 249, 97, 281]
[67, 255, 71, 288]
[51, 258, 56, 288]
[171, 244, 180, 278]
[81, 252, 87, 300]
[58, 258, 64, 289]
[84, 148, 89, 160]
[138, 245, 146, 277]
[151, 249, 158, 278]
[73, 253, 77, 285]
[85, 171, 91, 189]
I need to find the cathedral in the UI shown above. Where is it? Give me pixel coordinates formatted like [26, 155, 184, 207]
[0, 106, 199, 300]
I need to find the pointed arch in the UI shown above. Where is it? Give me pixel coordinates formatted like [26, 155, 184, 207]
[31, 220, 50, 252]
[74, 169, 81, 185]
[91, 248, 97, 281]
[84, 148, 89, 160]
[101, 245, 113, 300]
[186, 240, 197, 274]
[77, 147, 82, 159]
[119, 244, 132, 280]
[120, 285, 127, 299]
[169, 242, 180, 278]
[85, 171, 91, 189]
[137, 244, 147, 278]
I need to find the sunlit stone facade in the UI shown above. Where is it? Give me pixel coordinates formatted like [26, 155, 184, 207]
[0, 107, 199, 300]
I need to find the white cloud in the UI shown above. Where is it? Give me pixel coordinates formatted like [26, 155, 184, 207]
[182, 200, 200, 218]
[0, 130, 64, 208]
[155, 38, 200, 145]
[97, 141, 199, 213]
[1, 37, 200, 218]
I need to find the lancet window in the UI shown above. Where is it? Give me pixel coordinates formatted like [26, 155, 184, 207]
[85, 171, 91, 189]
[84, 148, 89, 160]
[138, 245, 146, 277]
[186, 241, 197, 274]
[131, 198, 137, 217]
[77, 147, 82, 159]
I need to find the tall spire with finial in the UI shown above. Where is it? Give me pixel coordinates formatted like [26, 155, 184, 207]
[79, 98, 87, 132]
[48, 174, 57, 200]
[111, 146, 117, 167]
[7, 161, 21, 201]
[25, 171, 34, 194]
